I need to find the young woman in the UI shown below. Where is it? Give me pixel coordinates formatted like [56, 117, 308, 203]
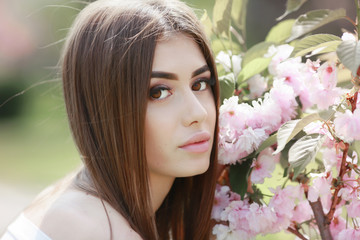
[1, 0, 219, 239]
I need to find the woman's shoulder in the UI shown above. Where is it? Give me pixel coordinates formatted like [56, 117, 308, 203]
[24, 178, 142, 240]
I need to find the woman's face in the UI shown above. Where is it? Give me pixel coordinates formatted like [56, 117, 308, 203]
[145, 34, 216, 180]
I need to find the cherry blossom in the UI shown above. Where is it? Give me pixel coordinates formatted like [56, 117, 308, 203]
[334, 108, 360, 142]
[216, 51, 242, 78]
[247, 74, 268, 99]
[250, 147, 277, 184]
[265, 44, 294, 75]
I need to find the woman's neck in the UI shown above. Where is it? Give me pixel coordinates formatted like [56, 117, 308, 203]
[148, 173, 175, 212]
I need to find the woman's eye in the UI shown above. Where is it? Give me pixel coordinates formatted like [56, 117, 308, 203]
[149, 87, 172, 100]
[192, 79, 209, 91]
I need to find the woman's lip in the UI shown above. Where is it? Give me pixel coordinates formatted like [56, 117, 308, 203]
[179, 132, 211, 153]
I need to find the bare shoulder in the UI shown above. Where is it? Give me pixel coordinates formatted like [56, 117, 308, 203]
[25, 182, 142, 240]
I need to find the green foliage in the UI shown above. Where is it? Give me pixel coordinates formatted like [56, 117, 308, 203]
[219, 73, 236, 103]
[231, 0, 247, 31]
[352, 141, 360, 164]
[230, 158, 253, 199]
[288, 133, 324, 179]
[274, 113, 323, 154]
[277, 0, 308, 21]
[237, 57, 271, 84]
[213, 0, 233, 35]
[287, 9, 346, 42]
[292, 34, 342, 57]
[336, 40, 360, 76]
[265, 19, 296, 44]
[255, 133, 278, 155]
[200, 10, 213, 37]
[242, 41, 274, 67]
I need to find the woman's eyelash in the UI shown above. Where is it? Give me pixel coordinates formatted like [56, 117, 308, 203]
[195, 77, 215, 86]
[149, 85, 172, 100]
[193, 77, 214, 87]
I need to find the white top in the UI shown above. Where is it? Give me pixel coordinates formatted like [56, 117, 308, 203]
[1, 214, 51, 240]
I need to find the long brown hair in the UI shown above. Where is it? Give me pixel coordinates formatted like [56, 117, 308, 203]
[61, 0, 219, 239]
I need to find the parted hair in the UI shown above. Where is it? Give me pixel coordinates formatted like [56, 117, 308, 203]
[61, 0, 219, 239]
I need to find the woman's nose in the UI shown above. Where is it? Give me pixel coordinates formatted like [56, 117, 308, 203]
[181, 91, 208, 127]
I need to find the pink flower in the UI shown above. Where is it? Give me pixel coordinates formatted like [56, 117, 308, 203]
[346, 199, 360, 218]
[330, 210, 346, 239]
[303, 121, 335, 149]
[321, 148, 342, 172]
[212, 185, 240, 221]
[219, 96, 250, 130]
[268, 185, 303, 232]
[237, 127, 268, 155]
[247, 74, 268, 99]
[250, 94, 282, 134]
[338, 170, 360, 202]
[265, 44, 294, 75]
[308, 173, 332, 203]
[317, 62, 338, 89]
[212, 224, 246, 240]
[275, 58, 305, 96]
[334, 108, 360, 142]
[270, 79, 298, 123]
[218, 128, 247, 164]
[310, 87, 343, 110]
[338, 228, 360, 239]
[291, 200, 313, 223]
[251, 148, 276, 184]
[220, 199, 277, 238]
[308, 62, 343, 110]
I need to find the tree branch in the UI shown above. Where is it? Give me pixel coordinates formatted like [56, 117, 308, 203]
[309, 199, 333, 240]
[287, 227, 308, 240]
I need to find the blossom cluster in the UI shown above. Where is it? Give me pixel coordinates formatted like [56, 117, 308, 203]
[212, 185, 311, 240]
[213, 32, 360, 239]
[217, 42, 348, 166]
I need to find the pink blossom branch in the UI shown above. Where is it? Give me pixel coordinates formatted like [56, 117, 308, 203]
[309, 199, 333, 240]
[287, 227, 308, 240]
[326, 143, 349, 223]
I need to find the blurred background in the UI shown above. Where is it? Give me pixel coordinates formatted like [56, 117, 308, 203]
[0, 0, 355, 238]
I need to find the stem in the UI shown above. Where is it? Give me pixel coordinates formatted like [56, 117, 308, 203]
[309, 199, 333, 240]
[351, 91, 358, 113]
[326, 143, 349, 222]
[287, 227, 308, 240]
[356, 0, 360, 39]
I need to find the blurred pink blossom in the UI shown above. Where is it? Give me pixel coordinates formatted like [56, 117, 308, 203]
[334, 108, 360, 142]
[250, 147, 276, 184]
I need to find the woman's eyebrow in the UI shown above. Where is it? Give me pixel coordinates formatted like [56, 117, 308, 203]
[151, 71, 178, 80]
[150, 64, 210, 80]
[191, 65, 210, 78]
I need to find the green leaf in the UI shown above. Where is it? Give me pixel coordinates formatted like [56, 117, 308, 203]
[274, 113, 323, 154]
[255, 133, 277, 155]
[266, 19, 296, 43]
[292, 34, 342, 57]
[351, 140, 360, 164]
[230, 158, 252, 199]
[288, 133, 325, 179]
[213, 0, 233, 35]
[237, 57, 271, 84]
[242, 41, 274, 67]
[287, 9, 346, 42]
[200, 10, 213, 37]
[277, 0, 308, 21]
[231, 0, 248, 31]
[336, 40, 360, 76]
[219, 73, 236, 104]
[212, 38, 241, 55]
